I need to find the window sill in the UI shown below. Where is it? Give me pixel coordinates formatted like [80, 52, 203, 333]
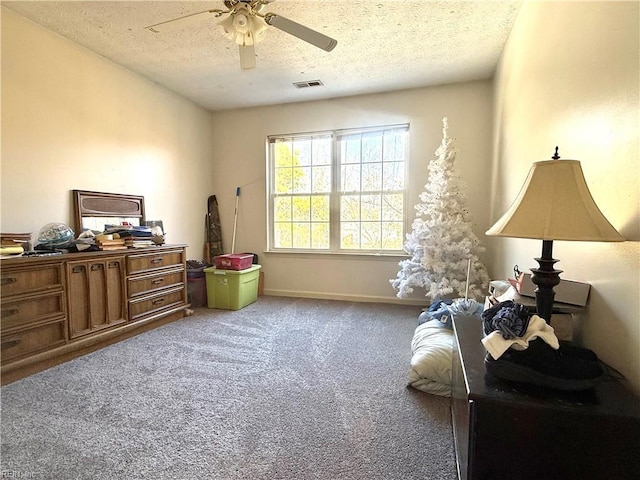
[263, 250, 409, 260]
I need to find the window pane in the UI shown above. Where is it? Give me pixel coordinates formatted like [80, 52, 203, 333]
[293, 166, 311, 193]
[361, 222, 381, 249]
[312, 166, 331, 192]
[274, 222, 292, 248]
[381, 222, 403, 250]
[274, 196, 292, 221]
[312, 137, 332, 166]
[292, 223, 311, 249]
[340, 221, 360, 249]
[275, 167, 293, 194]
[384, 130, 406, 162]
[383, 162, 404, 190]
[362, 133, 382, 163]
[292, 196, 310, 221]
[341, 195, 360, 221]
[294, 139, 312, 166]
[341, 164, 360, 192]
[342, 136, 361, 164]
[311, 222, 330, 249]
[382, 194, 403, 221]
[311, 195, 330, 222]
[362, 162, 382, 191]
[274, 141, 294, 167]
[361, 195, 381, 221]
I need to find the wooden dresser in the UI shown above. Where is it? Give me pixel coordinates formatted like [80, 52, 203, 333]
[1, 245, 188, 384]
[451, 314, 640, 480]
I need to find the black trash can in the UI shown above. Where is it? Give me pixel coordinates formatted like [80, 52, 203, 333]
[186, 260, 207, 307]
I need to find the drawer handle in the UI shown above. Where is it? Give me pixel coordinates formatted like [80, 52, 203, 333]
[1, 308, 18, 318]
[151, 278, 165, 285]
[152, 298, 166, 305]
[1, 339, 21, 349]
[72, 265, 85, 273]
[1, 277, 17, 286]
[108, 262, 120, 268]
[150, 258, 163, 265]
[91, 264, 104, 271]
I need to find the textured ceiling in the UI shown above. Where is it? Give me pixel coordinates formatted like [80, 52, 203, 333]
[3, 1, 522, 111]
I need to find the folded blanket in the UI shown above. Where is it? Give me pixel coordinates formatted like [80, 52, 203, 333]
[408, 320, 454, 397]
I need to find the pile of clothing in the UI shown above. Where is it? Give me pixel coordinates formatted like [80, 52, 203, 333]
[482, 300, 603, 391]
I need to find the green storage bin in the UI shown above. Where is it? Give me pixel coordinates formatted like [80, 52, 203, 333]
[204, 264, 261, 310]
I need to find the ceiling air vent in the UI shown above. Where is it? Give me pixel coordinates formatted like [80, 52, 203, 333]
[293, 80, 324, 89]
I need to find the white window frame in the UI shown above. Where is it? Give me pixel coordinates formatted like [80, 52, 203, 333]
[266, 124, 409, 255]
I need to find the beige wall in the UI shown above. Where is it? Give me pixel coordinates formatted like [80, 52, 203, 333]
[3, 1, 637, 391]
[1, 8, 215, 257]
[491, 1, 640, 393]
[210, 82, 494, 303]
[2, 8, 494, 307]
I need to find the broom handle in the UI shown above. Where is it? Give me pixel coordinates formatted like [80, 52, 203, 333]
[465, 258, 471, 301]
[231, 187, 240, 253]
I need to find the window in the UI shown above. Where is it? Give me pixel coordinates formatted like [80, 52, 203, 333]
[267, 124, 408, 253]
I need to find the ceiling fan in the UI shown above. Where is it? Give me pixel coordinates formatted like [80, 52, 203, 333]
[145, 0, 337, 70]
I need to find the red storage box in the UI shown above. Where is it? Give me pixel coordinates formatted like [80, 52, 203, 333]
[213, 253, 254, 271]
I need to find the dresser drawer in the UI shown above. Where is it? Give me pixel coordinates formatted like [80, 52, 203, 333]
[127, 268, 185, 298]
[1, 320, 66, 362]
[127, 250, 185, 275]
[128, 286, 186, 321]
[1, 264, 63, 297]
[1, 291, 66, 331]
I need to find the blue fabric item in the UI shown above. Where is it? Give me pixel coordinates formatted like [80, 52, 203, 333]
[481, 300, 530, 339]
[441, 299, 484, 329]
[418, 299, 483, 330]
[449, 299, 484, 317]
[417, 300, 453, 326]
[104, 224, 154, 237]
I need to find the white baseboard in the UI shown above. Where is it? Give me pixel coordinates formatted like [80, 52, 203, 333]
[263, 288, 427, 306]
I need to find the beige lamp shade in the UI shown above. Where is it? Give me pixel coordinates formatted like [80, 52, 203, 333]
[486, 159, 624, 242]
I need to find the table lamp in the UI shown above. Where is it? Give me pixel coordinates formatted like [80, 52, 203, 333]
[486, 147, 625, 321]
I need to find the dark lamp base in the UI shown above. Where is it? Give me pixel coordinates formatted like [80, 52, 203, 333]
[530, 239, 562, 322]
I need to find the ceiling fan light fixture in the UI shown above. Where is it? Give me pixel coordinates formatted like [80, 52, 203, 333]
[147, 0, 337, 70]
[219, 9, 268, 46]
[234, 13, 249, 29]
[219, 14, 236, 37]
[250, 17, 269, 41]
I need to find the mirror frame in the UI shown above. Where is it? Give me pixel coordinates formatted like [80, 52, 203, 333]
[72, 190, 146, 234]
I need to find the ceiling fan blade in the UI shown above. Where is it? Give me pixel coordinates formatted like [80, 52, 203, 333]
[146, 9, 227, 34]
[265, 14, 337, 52]
[239, 44, 256, 70]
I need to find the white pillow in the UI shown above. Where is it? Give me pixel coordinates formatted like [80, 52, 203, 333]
[408, 320, 454, 397]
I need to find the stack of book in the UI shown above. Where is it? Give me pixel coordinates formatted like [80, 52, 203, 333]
[1, 233, 31, 255]
[96, 238, 127, 251]
[124, 238, 155, 248]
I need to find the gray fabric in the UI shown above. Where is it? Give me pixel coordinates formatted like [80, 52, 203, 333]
[1, 297, 456, 480]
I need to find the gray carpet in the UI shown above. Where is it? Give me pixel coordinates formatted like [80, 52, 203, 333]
[1, 296, 456, 479]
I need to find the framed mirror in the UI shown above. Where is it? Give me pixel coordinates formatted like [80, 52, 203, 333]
[73, 190, 145, 234]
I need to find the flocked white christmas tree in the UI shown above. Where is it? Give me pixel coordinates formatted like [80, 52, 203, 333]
[391, 117, 490, 301]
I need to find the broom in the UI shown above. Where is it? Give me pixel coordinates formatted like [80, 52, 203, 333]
[231, 187, 240, 254]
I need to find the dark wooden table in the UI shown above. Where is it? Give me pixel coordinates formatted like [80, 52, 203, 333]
[451, 314, 640, 480]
